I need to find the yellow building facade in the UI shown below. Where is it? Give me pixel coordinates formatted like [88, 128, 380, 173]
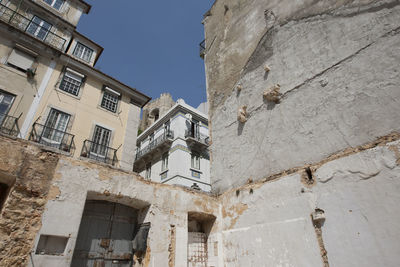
[0, 0, 150, 170]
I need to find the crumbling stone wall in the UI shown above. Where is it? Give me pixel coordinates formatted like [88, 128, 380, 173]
[0, 136, 59, 266]
[203, 0, 400, 192]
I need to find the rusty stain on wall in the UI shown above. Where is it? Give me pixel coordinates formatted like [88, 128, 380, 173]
[168, 224, 176, 267]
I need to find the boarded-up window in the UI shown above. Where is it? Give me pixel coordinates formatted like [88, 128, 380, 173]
[7, 48, 35, 72]
[132, 222, 151, 253]
[36, 235, 68, 255]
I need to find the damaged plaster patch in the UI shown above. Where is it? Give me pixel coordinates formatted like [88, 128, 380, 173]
[47, 185, 61, 200]
[168, 225, 176, 267]
[222, 203, 248, 229]
[388, 145, 400, 165]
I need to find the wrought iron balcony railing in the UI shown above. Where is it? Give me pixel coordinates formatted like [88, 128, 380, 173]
[135, 130, 174, 160]
[29, 122, 75, 152]
[0, 113, 20, 137]
[185, 130, 210, 146]
[0, 3, 67, 51]
[81, 140, 118, 166]
[199, 39, 206, 59]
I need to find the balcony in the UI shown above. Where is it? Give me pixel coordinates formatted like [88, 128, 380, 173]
[80, 140, 118, 166]
[199, 40, 205, 59]
[135, 130, 174, 162]
[185, 130, 209, 151]
[0, 3, 67, 51]
[0, 113, 20, 137]
[29, 122, 75, 153]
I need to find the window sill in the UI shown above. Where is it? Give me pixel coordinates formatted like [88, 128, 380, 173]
[97, 105, 120, 117]
[190, 168, 202, 174]
[55, 87, 82, 100]
[0, 64, 28, 78]
[160, 169, 169, 175]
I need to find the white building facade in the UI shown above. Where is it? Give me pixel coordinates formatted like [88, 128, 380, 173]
[134, 99, 211, 192]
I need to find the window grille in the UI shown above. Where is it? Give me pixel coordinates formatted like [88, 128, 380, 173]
[101, 91, 119, 112]
[59, 70, 83, 96]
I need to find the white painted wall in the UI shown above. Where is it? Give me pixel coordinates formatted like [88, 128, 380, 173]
[136, 105, 211, 191]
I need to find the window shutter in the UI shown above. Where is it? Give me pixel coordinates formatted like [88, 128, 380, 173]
[7, 49, 35, 71]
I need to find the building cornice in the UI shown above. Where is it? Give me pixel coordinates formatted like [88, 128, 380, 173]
[137, 102, 208, 141]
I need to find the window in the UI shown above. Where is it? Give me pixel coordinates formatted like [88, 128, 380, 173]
[101, 88, 120, 113]
[42, 108, 70, 143]
[90, 125, 111, 157]
[59, 68, 84, 96]
[7, 48, 35, 72]
[0, 91, 15, 124]
[191, 154, 200, 170]
[161, 153, 168, 172]
[145, 162, 151, 180]
[73, 42, 93, 62]
[43, 0, 64, 10]
[26, 16, 52, 41]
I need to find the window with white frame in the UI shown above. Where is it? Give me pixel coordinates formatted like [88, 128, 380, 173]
[7, 48, 35, 72]
[59, 68, 84, 96]
[73, 42, 93, 62]
[43, 108, 70, 143]
[101, 87, 120, 113]
[26, 16, 52, 41]
[90, 125, 111, 157]
[191, 153, 200, 170]
[161, 153, 168, 172]
[43, 0, 64, 10]
[145, 162, 151, 180]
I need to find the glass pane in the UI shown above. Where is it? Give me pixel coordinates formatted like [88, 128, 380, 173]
[53, 0, 63, 10]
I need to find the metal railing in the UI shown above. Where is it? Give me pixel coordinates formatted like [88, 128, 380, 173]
[0, 113, 20, 137]
[199, 39, 206, 59]
[0, 3, 67, 51]
[185, 130, 210, 146]
[81, 140, 118, 166]
[29, 122, 75, 152]
[135, 130, 174, 160]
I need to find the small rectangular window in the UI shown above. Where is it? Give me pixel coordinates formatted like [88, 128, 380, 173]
[59, 68, 84, 96]
[73, 42, 93, 63]
[43, 0, 64, 10]
[101, 89, 119, 113]
[161, 153, 168, 172]
[7, 48, 35, 72]
[191, 154, 200, 170]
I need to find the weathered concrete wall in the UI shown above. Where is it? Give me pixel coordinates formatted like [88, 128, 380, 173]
[27, 146, 219, 266]
[203, 0, 400, 192]
[0, 135, 59, 266]
[218, 137, 400, 267]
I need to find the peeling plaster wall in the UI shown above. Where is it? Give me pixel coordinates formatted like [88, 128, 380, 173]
[0, 136, 59, 267]
[218, 139, 400, 267]
[203, 0, 400, 192]
[28, 152, 219, 267]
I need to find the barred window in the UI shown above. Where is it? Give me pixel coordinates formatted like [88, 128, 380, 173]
[73, 42, 93, 63]
[101, 90, 119, 113]
[191, 154, 200, 170]
[59, 69, 84, 96]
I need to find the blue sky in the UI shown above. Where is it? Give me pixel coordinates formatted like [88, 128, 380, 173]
[77, 0, 214, 108]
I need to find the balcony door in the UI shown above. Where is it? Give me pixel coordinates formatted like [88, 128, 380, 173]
[0, 91, 15, 125]
[43, 108, 70, 144]
[90, 125, 111, 157]
[26, 16, 52, 41]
